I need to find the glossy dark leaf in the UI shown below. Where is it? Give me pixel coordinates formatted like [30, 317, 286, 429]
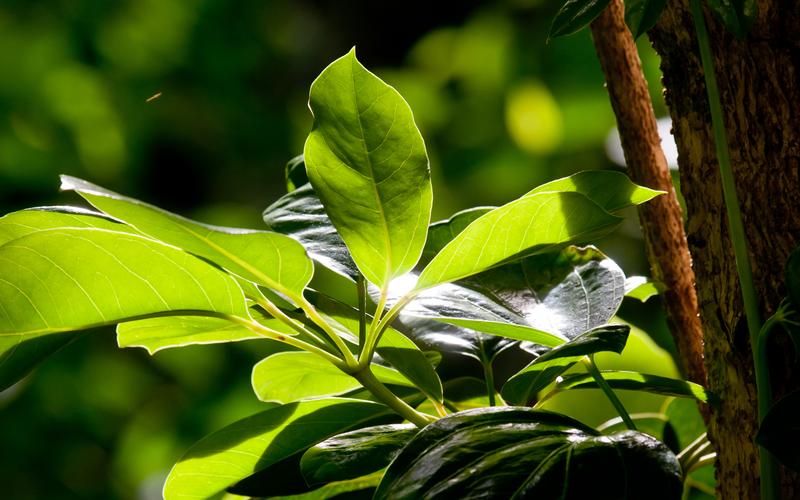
[374, 407, 682, 499]
[301, 423, 417, 485]
[549, 0, 614, 39]
[501, 325, 629, 405]
[707, 0, 757, 39]
[756, 389, 800, 472]
[376, 346, 443, 403]
[552, 370, 716, 404]
[264, 184, 358, 280]
[624, 0, 668, 38]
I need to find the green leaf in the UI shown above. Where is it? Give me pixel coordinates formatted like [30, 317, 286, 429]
[415, 192, 622, 291]
[624, 0, 668, 39]
[116, 307, 296, 354]
[304, 48, 432, 288]
[301, 423, 417, 485]
[250, 351, 413, 404]
[502, 325, 630, 405]
[0, 330, 82, 391]
[376, 346, 443, 403]
[264, 184, 358, 280]
[374, 407, 682, 499]
[162, 398, 391, 500]
[664, 397, 707, 451]
[61, 176, 313, 302]
[527, 170, 663, 212]
[707, 0, 757, 39]
[756, 389, 800, 472]
[549, 0, 614, 39]
[285, 154, 309, 192]
[276, 471, 384, 500]
[0, 206, 136, 245]
[553, 370, 716, 404]
[0, 228, 250, 337]
[624, 276, 665, 302]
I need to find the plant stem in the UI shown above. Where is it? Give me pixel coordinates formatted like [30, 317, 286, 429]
[298, 296, 358, 368]
[481, 352, 496, 407]
[689, 1, 778, 498]
[359, 292, 415, 366]
[357, 274, 367, 349]
[232, 317, 346, 368]
[352, 367, 435, 428]
[582, 356, 636, 430]
[255, 296, 328, 347]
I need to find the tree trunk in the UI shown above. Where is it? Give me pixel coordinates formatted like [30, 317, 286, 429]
[649, 1, 800, 497]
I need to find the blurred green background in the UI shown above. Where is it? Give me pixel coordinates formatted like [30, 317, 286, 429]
[0, 1, 684, 498]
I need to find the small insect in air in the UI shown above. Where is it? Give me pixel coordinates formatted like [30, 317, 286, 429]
[145, 92, 163, 103]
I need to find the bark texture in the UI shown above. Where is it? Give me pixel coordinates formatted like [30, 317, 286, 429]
[589, 0, 706, 386]
[649, 0, 800, 497]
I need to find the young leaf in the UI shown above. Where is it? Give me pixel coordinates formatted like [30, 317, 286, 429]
[0, 228, 250, 337]
[116, 307, 296, 354]
[264, 184, 358, 280]
[526, 170, 663, 212]
[549, 0, 614, 39]
[304, 48, 433, 288]
[415, 192, 622, 291]
[624, 0, 668, 39]
[0, 206, 136, 245]
[300, 423, 417, 485]
[374, 407, 682, 499]
[501, 325, 630, 405]
[61, 176, 313, 302]
[251, 351, 413, 404]
[552, 370, 716, 404]
[707, 0, 757, 39]
[624, 276, 665, 302]
[756, 389, 800, 472]
[162, 398, 391, 500]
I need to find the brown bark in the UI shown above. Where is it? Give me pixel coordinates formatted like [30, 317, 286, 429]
[589, 0, 706, 387]
[649, 0, 800, 497]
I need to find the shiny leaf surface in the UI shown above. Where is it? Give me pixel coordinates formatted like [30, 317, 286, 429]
[549, 0, 614, 39]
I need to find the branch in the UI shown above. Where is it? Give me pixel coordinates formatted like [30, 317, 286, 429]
[589, 0, 707, 386]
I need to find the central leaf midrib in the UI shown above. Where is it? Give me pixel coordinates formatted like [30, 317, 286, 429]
[350, 58, 393, 283]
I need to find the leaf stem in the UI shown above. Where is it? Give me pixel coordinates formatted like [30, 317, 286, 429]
[689, 1, 778, 498]
[481, 352, 497, 406]
[351, 366, 436, 428]
[357, 274, 368, 349]
[359, 292, 415, 366]
[582, 355, 636, 430]
[254, 296, 328, 347]
[298, 296, 358, 368]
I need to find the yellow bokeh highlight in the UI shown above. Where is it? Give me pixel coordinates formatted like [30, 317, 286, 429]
[505, 80, 563, 154]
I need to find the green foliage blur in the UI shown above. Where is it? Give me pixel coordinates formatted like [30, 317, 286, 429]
[0, 1, 679, 498]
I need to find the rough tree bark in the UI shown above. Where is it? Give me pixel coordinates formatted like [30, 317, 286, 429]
[649, 0, 800, 497]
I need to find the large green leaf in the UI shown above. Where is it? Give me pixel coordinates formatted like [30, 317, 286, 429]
[0, 228, 250, 337]
[707, 0, 757, 39]
[374, 407, 682, 499]
[0, 206, 136, 245]
[264, 183, 358, 280]
[162, 398, 391, 500]
[624, 0, 668, 38]
[415, 192, 621, 291]
[549, 0, 614, 39]
[61, 176, 313, 302]
[526, 170, 663, 212]
[502, 325, 630, 405]
[116, 307, 296, 354]
[552, 370, 715, 404]
[250, 351, 413, 404]
[756, 389, 800, 472]
[304, 48, 432, 288]
[300, 423, 417, 485]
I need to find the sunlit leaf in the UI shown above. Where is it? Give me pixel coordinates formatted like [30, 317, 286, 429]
[549, 0, 614, 39]
[163, 398, 391, 499]
[0, 206, 135, 245]
[502, 325, 629, 405]
[251, 351, 413, 404]
[304, 48, 432, 288]
[61, 176, 313, 302]
[415, 192, 621, 290]
[527, 170, 663, 213]
[624, 276, 664, 302]
[374, 407, 682, 499]
[301, 424, 417, 485]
